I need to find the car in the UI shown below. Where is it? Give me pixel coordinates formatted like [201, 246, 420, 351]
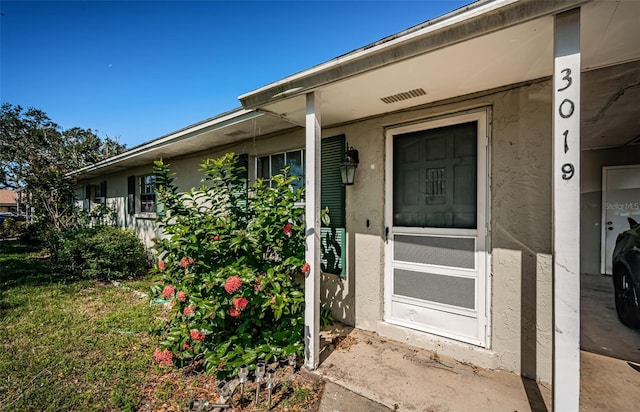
[0, 213, 26, 225]
[612, 217, 640, 328]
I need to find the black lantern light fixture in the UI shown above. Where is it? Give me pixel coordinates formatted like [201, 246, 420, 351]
[340, 144, 359, 185]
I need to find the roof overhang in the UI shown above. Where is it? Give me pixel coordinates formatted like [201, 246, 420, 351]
[238, 0, 640, 150]
[70, 108, 297, 181]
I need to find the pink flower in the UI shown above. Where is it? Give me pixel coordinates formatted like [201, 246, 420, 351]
[153, 348, 173, 366]
[283, 222, 293, 237]
[254, 276, 263, 292]
[233, 297, 248, 310]
[180, 257, 194, 268]
[177, 291, 187, 302]
[158, 260, 166, 271]
[183, 305, 195, 316]
[301, 262, 311, 274]
[190, 329, 206, 341]
[270, 296, 276, 305]
[224, 276, 242, 294]
[182, 343, 191, 350]
[229, 307, 241, 317]
[162, 284, 176, 298]
[211, 235, 220, 241]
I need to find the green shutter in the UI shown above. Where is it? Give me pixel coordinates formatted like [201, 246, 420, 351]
[320, 227, 346, 277]
[321, 135, 345, 228]
[321, 135, 346, 277]
[127, 176, 135, 215]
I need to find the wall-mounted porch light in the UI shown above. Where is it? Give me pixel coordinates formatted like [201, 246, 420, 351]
[340, 144, 359, 186]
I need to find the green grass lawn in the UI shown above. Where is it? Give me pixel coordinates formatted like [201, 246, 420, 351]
[0, 240, 160, 411]
[0, 240, 324, 411]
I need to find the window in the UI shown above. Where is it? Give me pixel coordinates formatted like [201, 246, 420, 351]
[94, 181, 107, 204]
[257, 149, 305, 190]
[139, 174, 156, 213]
[83, 185, 91, 211]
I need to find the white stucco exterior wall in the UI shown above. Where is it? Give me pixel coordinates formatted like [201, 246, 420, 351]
[319, 79, 554, 383]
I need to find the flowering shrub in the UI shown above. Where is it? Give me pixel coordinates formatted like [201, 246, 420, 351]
[151, 153, 307, 378]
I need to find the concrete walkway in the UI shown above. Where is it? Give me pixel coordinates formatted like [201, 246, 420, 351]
[315, 326, 640, 411]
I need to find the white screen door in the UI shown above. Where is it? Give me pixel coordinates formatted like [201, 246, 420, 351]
[601, 165, 640, 274]
[384, 111, 489, 346]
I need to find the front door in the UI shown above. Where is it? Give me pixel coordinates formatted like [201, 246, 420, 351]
[384, 111, 489, 346]
[601, 165, 640, 274]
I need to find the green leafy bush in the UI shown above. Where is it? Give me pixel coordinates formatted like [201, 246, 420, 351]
[57, 226, 150, 280]
[151, 153, 308, 378]
[0, 218, 28, 239]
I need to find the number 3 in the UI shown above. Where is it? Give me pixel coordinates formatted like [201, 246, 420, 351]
[557, 68, 572, 92]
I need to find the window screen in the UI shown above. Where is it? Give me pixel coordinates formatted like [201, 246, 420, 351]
[393, 122, 477, 228]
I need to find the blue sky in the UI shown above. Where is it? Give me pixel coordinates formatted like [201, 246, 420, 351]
[1, 1, 469, 148]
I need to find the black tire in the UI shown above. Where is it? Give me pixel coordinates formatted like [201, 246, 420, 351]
[614, 268, 640, 329]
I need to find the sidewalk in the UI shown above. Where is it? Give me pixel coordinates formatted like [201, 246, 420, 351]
[314, 326, 640, 411]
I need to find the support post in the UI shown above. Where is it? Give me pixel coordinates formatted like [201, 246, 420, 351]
[553, 8, 581, 411]
[304, 92, 321, 370]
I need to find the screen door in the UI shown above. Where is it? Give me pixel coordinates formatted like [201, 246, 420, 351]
[384, 111, 489, 346]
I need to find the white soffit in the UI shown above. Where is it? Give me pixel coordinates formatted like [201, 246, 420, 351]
[581, 0, 640, 71]
[259, 16, 554, 127]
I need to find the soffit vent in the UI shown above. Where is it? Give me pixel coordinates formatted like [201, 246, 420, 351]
[380, 88, 426, 104]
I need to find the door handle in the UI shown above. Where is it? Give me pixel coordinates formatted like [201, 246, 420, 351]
[385, 227, 389, 243]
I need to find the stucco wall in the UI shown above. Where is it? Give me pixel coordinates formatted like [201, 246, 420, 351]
[489, 81, 553, 383]
[580, 146, 640, 275]
[79, 163, 162, 248]
[319, 79, 554, 383]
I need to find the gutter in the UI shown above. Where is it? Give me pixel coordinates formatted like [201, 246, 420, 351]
[238, 0, 588, 109]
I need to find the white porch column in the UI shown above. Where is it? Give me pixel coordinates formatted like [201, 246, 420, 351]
[304, 91, 321, 370]
[553, 8, 581, 411]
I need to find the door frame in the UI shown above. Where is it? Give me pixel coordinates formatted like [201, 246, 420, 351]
[384, 108, 491, 347]
[600, 164, 640, 274]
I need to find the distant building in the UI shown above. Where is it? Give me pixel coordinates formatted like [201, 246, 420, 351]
[0, 189, 17, 213]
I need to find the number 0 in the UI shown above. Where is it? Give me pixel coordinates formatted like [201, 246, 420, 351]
[559, 99, 575, 119]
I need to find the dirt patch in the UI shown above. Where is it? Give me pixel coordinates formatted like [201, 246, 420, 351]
[138, 363, 325, 411]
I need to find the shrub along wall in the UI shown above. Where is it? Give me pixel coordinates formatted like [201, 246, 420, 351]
[56, 226, 150, 280]
[151, 153, 311, 378]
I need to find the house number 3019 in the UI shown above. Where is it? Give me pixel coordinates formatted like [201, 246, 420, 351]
[558, 68, 575, 181]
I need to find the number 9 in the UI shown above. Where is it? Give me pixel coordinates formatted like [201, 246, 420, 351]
[561, 163, 574, 180]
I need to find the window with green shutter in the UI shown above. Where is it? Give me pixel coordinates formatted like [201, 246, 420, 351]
[254, 139, 347, 278]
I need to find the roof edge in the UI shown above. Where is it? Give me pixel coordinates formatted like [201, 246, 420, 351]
[68, 107, 260, 177]
[238, 0, 588, 109]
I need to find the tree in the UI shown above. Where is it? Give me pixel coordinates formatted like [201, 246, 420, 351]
[0, 103, 126, 241]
